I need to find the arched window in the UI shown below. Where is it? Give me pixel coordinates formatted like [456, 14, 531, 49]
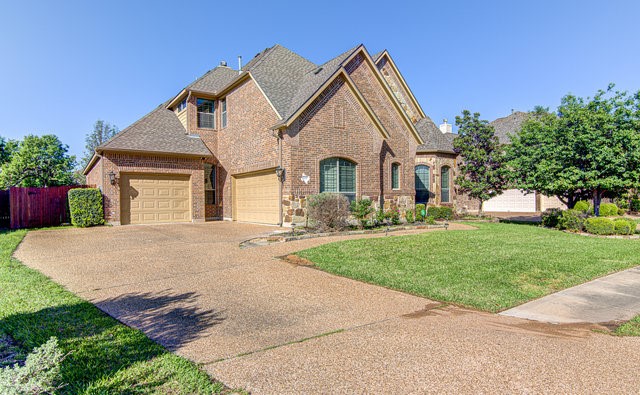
[441, 166, 451, 203]
[391, 163, 400, 190]
[320, 158, 356, 201]
[415, 165, 430, 204]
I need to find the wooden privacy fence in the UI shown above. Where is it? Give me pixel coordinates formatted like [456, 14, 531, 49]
[4, 185, 88, 229]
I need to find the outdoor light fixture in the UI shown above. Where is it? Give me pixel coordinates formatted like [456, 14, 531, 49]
[275, 166, 285, 182]
[108, 171, 117, 185]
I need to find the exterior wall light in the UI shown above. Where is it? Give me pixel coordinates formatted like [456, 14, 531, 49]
[108, 171, 117, 185]
[275, 166, 285, 182]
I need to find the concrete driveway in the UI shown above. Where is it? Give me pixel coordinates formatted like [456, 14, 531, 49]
[15, 222, 640, 393]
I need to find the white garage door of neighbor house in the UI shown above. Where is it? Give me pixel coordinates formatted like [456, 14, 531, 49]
[233, 169, 279, 225]
[121, 174, 191, 225]
[482, 189, 536, 212]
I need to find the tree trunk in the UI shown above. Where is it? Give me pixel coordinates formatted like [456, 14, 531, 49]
[478, 198, 483, 215]
[593, 189, 602, 217]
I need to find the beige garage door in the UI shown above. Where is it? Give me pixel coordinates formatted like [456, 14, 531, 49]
[233, 169, 279, 224]
[121, 174, 191, 225]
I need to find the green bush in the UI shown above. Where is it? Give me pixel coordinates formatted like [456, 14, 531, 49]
[0, 337, 65, 395]
[557, 209, 586, 232]
[584, 217, 615, 235]
[614, 218, 636, 235]
[426, 206, 453, 220]
[385, 209, 401, 225]
[350, 198, 374, 228]
[618, 208, 627, 216]
[615, 197, 630, 210]
[68, 188, 104, 227]
[307, 193, 351, 231]
[573, 200, 589, 213]
[631, 198, 640, 212]
[375, 209, 386, 225]
[598, 203, 619, 217]
[426, 215, 436, 225]
[415, 204, 426, 221]
[541, 208, 563, 228]
[405, 210, 415, 223]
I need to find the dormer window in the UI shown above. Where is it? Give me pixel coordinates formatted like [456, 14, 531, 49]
[176, 98, 187, 112]
[197, 98, 215, 129]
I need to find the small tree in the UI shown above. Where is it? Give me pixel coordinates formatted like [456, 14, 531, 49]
[0, 135, 76, 188]
[81, 120, 119, 169]
[453, 110, 508, 213]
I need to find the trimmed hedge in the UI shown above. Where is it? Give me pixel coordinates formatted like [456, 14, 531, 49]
[68, 188, 104, 227]
[415, 204, 426, 221]
[614, 218, 637, 235]
[541, 208, 563, 228]
[426, 206, 453, 220]
[598, 203, 619, 217]
[584, 217, 615, 235]
[573, 200, 589, 213]
[631, 198, 640, 212]
[557, 209, 586, 232]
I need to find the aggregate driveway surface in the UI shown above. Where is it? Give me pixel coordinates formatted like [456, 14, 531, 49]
[15, 222, 640, 393]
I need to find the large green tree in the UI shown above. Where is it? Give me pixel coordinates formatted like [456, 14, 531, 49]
[81, 120, 119, 168]
[453, 110, 508, 213]
[508, 86, 640, 215]
[0, 134, 77, 188]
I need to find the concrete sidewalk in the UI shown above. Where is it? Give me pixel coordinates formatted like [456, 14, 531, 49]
[501, 266, 640, 324]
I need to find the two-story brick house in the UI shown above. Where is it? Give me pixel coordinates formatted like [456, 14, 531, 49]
[85, 44, 462, 225]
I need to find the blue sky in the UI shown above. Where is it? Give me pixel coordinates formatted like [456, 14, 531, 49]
[1, 0, 639, 160]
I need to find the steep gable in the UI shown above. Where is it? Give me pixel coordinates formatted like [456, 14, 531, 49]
[375, 51, 426, 123]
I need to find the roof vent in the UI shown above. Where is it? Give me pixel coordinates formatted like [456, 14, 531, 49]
[313, 67, 323, 75]
[439, 119, 452, 134]
[220, 60, 227, 67]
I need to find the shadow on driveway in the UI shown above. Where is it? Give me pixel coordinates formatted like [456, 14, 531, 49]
[94, 290, 225, 351]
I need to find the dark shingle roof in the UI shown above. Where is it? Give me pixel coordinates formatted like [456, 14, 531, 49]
[187, 66, 239, 95]
[490, 111, 529, 144]
[99, 104, 211, 156]
[242, 44, 316, 119]
[416, 116, 456, 153]
[283, 45, 360, 120]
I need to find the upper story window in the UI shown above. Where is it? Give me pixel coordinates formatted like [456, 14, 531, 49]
[320, 157, 356, 202]
[197, 98, 215, 129]
[176, 98, 187, 112]
[221, 99, 227, 128]
[441, 166, 451, 203]
[391, 163, 400, 190]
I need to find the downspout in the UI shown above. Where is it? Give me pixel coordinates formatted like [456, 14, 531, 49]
[278, 129, 283, 227]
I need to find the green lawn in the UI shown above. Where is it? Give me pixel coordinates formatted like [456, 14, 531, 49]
[615, 315, 640, 336]
[0, 230, 228, 394]
[297, 222, 640, 312]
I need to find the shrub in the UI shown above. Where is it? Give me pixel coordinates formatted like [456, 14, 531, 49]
[307, 193, 350, 231]
[615, 197, 630, 210]
[541, 208, 563, 228]
[405, 210, 415, 224]
[426, 215, 436, 225]
[0, 337, 65, 395]
[557, 209, 586, 232]
[415, 204, 426, 221]
[68, 188, 104, 227]
[618, 208, 627, 216]
[599, 203, 619, 217]
[584, 217, 615, 235]
[350, 198, 374, 228]
[427, 206, 453, 220]
[631, 198, 640, 212]
[375, 209, 387, 226]
[385, 209, 401, 225]
[573, 200, 590, 213]
[614, 218, 636, 235]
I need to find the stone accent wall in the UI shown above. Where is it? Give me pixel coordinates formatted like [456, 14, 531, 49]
[97, 152, 204, 224]
[415, 153, 460, 209]
[376, 56, 422, 124]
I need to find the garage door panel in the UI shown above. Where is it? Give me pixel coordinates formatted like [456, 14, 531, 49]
[233, 170, 279, 225]
[122, 174, 191, 225]
[482, 189, 536, 212]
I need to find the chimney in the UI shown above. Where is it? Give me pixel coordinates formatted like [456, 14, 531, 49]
[439, 119, 452, 134]
[219, 60, 227, 67]
[238, 55, 242, 74]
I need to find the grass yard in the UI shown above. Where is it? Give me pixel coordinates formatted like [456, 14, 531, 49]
[297, 222, 640, 312]
[0, 230, 228, 394]
[615, 315, 640, 336]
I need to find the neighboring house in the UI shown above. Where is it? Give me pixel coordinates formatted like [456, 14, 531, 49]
[85, 44, 453, 225]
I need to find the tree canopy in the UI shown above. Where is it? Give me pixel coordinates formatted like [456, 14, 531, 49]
[81, 120, 119, 168]
[0, 134, 77, 188]
[453, 110, 508, 212]
[507, 86, 640, 215]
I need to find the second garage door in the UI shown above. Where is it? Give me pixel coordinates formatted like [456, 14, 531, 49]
[482, 189, 536, 212]
[233, 169, 279, 224]
[121, 174, 191, 225]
